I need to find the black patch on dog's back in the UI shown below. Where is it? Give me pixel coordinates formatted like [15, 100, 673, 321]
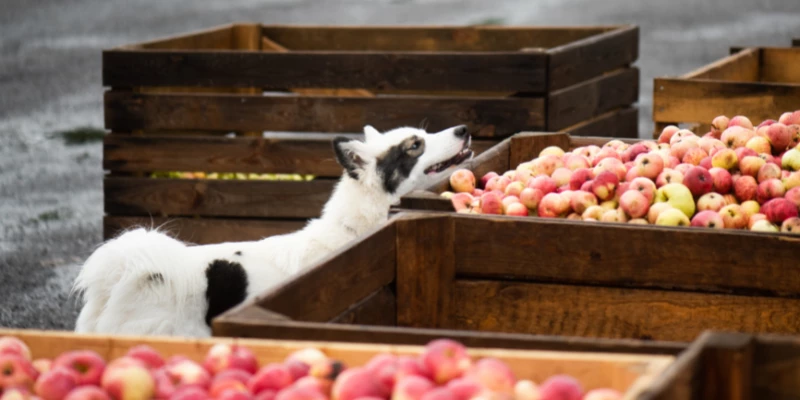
[376, 137, 422, 194]
[234, 251, 242, 256]
[204, 259, 248, 326]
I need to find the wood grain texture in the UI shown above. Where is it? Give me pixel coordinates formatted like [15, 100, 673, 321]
[396, 216, 455, 329]
[681, 47, 759, 81]
[103, 50, 547, 92]
[449, 280, 800, 342]
[653, 78, 800, 126]
[103, 216, 307, 244]
[260, 25, 614, 52]
[547, 25, 639, 91]
[750, 334, 800, 399]
[560, 106, 639, 138]
[761, 48, 800, 84]
[546, 67, 639, 131]
[452, 216, 800, 296]
[329, 285, 397, 326]
[104, 133, 344, 176]
[255, 222, 396, 322]
[213, 307, 684, 355]
[104, 177, 335, 218]
[104, 91, 545, 137]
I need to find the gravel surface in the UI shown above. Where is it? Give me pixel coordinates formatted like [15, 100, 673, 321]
[1, 0, 798, 331]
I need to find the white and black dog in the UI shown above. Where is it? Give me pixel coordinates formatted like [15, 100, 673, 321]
[73, 124, 472, 337]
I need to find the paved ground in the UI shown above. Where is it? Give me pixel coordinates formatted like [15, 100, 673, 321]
[1, 0, 799, 331]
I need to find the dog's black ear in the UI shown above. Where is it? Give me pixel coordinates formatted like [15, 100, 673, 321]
[333, 137, 371, 179]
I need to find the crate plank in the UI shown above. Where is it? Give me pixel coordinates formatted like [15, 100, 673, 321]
[761, 48, 800, 84]
[330, 285, 397, 326]
[104, 91, 545, 137]
[255, 223, 396, 322]
[449, 280, 800, 341]
[547, 25, 639, 91]
[653, 78, 800, 129]
[260, 26, 615, 52]
[752, 335, 800, 398]
[131, 24, 234, 50]
[452, 216, 800, 297]
[103, 50, 548, 92]
[681, 47, 759, 81]
[104, 177, 335, 218]
[547, 67, 639, 131]
[396, 216, 455, 329]
[103, 216, 307, 244]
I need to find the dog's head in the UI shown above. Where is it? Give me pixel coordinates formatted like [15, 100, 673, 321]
[333, 125, 473, 197]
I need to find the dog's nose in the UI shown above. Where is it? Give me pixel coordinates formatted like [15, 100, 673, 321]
[453, 125, 468, 138]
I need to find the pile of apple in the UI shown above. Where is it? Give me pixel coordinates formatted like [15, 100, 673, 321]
[0, 336, 622, 400]
[443, 111, 800, 233]
[150, 172, 315, 181]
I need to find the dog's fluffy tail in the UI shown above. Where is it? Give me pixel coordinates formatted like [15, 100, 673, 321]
[73, 228, 205, 335]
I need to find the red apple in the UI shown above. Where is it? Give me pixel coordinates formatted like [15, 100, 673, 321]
[504, 202, 529, 217]
[421, 340, 470, 385]
[621, 143, 650, 163]
[734, 175, 758, 202]
[126, 345, 165, 370]
[0, 337, 32, 361]
[591, 171, 619, 201]
[711, 116, 729, 137]
[102, 358, 155, 400]
[683, 167, 713, 197]
[36, 367, 79, 400]
[479, 192, 503, 215]
[729, 115, 754, 130]
[538, 193, 571, 218]
[762, 198, 800, 224]
[656, 169, 684, 188]
[619, 190, 649, 219]
[203, 344, 259, 376]
[249, 364, 294, 395]
[708, 167, 732, 194]
[479, 172, 499, 190]
[64, 386, 110, 400]
[720, 204, 748, 229]
[538, 375, 583, 400]
[392, 376, 435, 400]
[504, 181, 525, 198]
[463, 358, 514, 394]
[0, 354, 38, 390]
[526, 176, 557, 195]
[658, 125, 680, 144]
[169, 386, 209, 400]
[757, 179, 786, 204]
[591, 148, 621, 166]
[691, 210, 725, 229]
[563, 154, 591, 171]
[781, 217, 800, 234]
[568, 191, 598, 215]
[277, 386, 327, 400]
[739, 156, 766, 178]
[593, 158, 626, 182]
[53, 351, 106, 386]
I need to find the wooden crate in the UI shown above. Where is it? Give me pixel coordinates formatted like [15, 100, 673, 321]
[214, 203, 799, 344]
[102, 23, 640, 244]
[0, 329, 673, 399]
[652, 47, 800, 137]
[639, 331, 800, 399]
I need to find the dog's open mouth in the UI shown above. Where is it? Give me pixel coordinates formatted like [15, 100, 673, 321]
[424, 142, 473, 175]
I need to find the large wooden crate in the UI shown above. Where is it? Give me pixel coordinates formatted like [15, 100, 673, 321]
[0, 329, 673, 399]
[652, 47, 800, 137]
[214, 206, 799, 344]
[639, 331, 800, 399]
[102, 23, 640, 244]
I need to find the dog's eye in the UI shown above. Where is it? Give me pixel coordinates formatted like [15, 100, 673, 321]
[410, 141, 421, 150]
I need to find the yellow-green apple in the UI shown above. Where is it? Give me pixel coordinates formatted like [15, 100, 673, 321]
[729, 115, 754, 130]
[751, 220, 779, 232]
[656, 169, 684, 188]
[600, 208, 628, 223]
[600, 199, 618, 211]
[629, 177, 657, 204]
[682, 147, 708, 166]
[719, 204, 748, 229]
[746, 136, 772, 154]
[658, 125, 680, 144]
[711, 116, 729, 138]
[568, 168, 594, 190]
[766, 123, 792, 151]
[741, 200, 760, 217]
[691, 210, 725, 229]
[757, 163, 782, 183]
[539, 146, 565, 157]
[782, 149, 800, 171]
[739, 156, 766, 177]
[551, 168, 573, 188]
[647, 203, 673, 224]
[593, 158, 626, 181]
[564, 154, 591, 171]
[781, 217, 800, 234]
[748, 213, 768, 229]
[785, 171, 800, 190]
[656, 208, 691, 226]
[569, 191, 598, 215]
[0, 354, 38, 390]
[526, 176, 557, 194]
[449, 170, 475, 193]
[757, 179, 786, 204]
[655, 183, 696, 218]
[697, 193, 726, 212]
[683, 167, 713, 197]
[582, 205, 605, 220]
[504, 181, 525, 197]
[734, 175, 758, 202]
[632, 153, 665, 180]
[538, 193, 571, 218]
[619, 190, 650, 218]
[566, 213, 583, 220]
[711, 148, 739, 170]
[591, 171, 619, 201]
[53, 351, 106, 386]
[513, 166, 534, 184]
[502, 170, 516, 181]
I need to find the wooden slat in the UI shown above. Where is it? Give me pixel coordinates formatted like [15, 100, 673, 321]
[102, 50, 548, 92]
[752, 335, 800, 398]
[547, 67, 639, 131]
[213, 305, 685, 355]
[104, 177, 336, 218]
[761, 48, 800, 84]
[128, 24, 234, 50]
[560, 106, 639, 138]
[104, 91, 546, 137]
[449, 280, 800, 342]
[453, 216, 800, 297]
[681, 47, 760, 81]
[260, 26, 614, 52]
[103, 216, 307, 244]
[103, 134, 344, 176]
[255, 222, 396, 322]
[547, 25, 639, 91]
[329, 285, 397, 326]
[396, 216, 455, 329]
[653, 78, 800, 126]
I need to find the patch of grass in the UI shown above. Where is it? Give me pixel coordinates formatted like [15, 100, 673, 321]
[52, 126, 106, 145]
[471, 17, 506, 26]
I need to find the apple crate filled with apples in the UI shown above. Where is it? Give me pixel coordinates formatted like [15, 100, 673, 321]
[0, 329, 674, 400]
[102, 22, 641, 245]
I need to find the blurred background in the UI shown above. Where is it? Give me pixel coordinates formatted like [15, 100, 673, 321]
[1, 0, 799, 331]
